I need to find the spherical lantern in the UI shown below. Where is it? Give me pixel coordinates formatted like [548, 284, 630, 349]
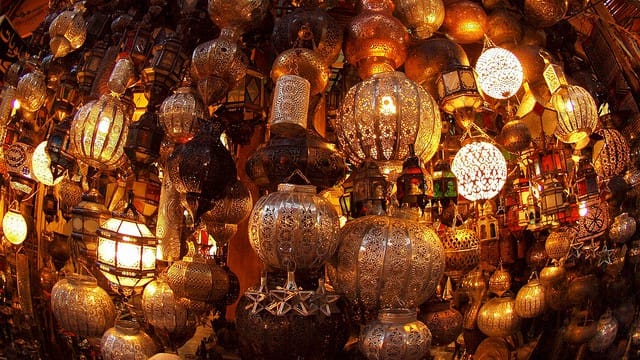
[360, 309, 432, 360]
[515, 277, 546, 318]
[475, 45, 524, 99]
[452, 139, 507, 201]
[270, 48, 329, 96]
[70, 93, 129, 170]
[588, 311, 618, 352]
[344, 0, 409, 79]
[248, 183, 339, 271]
[51, 273, 116, 338]
[332, 215, 445, 312]
[545, 227, 574, 260]
[593, 128, 630, 179]
[101, 320, 159, 360]
[16, 69, 47, 113]
[336, 71, 442, 172]
[31, 141, 64, 186]
[394, 0, 445, 41]
[142, 277, 197, 350]
[207, 0, 270, 34]
[498, 118, 532, 153]
[271, 5, 343, 66]
[201, 179, 253, 226]
[440, 227, 480, 280]
[2, 207, 28, 245]
[190, 29, 248, 106]
[573, 199, 610, 243]
[488, 266, 512, 296]
[418, 301, 463, 346]
[166, 256, 230, 304]
[158, 86, 205, 144]
[441, 0, 487, 44]
[477, 296, 521, 337]
[609, 212, 636, 244]
[486, 9, 523, 46]
[524, 0, 568, 28]
[551, 85, 598, 144]
[49, 8, 87, 58]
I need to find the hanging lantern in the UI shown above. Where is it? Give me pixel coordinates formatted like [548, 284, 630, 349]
[436, 65, 483, 129]
[336, 71, 442, 173]
[155, 176, 184, 262]
[572, 199, 609, 243]
[344, 159, 388, 218]
[475, 41, 523, 100]
[360, 309, 432, 360]
[271, 48, 329, 97]
[538, 176, 566, 218]
[588, 311, 618, 353]
[394, 0, 445, 41]
[499, 118, 532, 153]
[486, 9, 523, 46]
[166, 255, 230, 304]
[575, 157, 600, 208]
[142, 34, 189, 106]
[51, 273, 116, 338]
[207, 0, 270, 34]
[592, 128, 630, 179]
[271, 4, 343, 66]
[191, 29, 248, 106]
[441, 0, 487, 44]
[461, 268, 486, 330]
[418, 300, 463, 346]
[16, 69, 47, 113]
[344, 0, 409, 79]
[96, 195, 157, 291]
[166, 121, 237, 221]
[477, 296, 522, 337]
[77, 42, 107, 96]
[49, 6, 87, 58]
[539, 262, 567, 288]
[551, 85, 598, 144]
[141, 277, 197, 351]
[45, 117, 76, 180]
[452, 139, 507, 202]
[200, 179, 253, 226]
[6, 130, 38, 196]
[524, 0, 568, 28]
[609, 212, 636, 244]
[396, 144, 428, 209]
[565, 315, 597, 345]
[489, 266, 511, 298]
[158, 86, 205, 144]
[70, 93, 129, 170]
[31, 141, 64, 186]
[51, 71, 80, 122]
[71, 188, 111, 265]
[101, 320, 159, 360]
[268, 75, 310, 138]
[331, 215, 445, 312]
[515, 276, 546, 318]
[2, 205, 28, 245]
[124, 110, 163, 173]
[545, 227, 574, 260]
[249, 182, 339, 271]
[441, 227, 480, 281]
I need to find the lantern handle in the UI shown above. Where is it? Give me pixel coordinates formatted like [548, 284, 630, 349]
[283, 169, 312, 185]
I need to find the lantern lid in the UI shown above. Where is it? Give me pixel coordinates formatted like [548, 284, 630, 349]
[378, 308, 417, 323]
[277, 183, 317, 194]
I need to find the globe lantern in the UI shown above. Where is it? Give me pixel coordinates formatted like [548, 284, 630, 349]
[336, 71, 442, 174]
[441, 0, 487, 44]
[16, 68, 47, 113]
[394, 0, 445, 41]
[158, 86, 205, 144]
[2, 203, 28, 245]
[452, 139, 508, 202]
[475, 40, 524, 100]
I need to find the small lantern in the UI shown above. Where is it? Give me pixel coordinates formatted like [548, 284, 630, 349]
[561, 192, 581, 224]
[575, 158, 600, 208]
[350, 159, 388, 218]
[435, 65, 483, 128]
[77, 42, 107, 95]
[97, 192, 157, 292]
[120, 25, 154, 70]
[51, 71, 80, 122]
[432, 158, 457, 201]
[6, 127, 38, 196]
[158, 86, 205, 144]
[142, 34, 188, 106]
[124, 110, 163, 173]
[45, 117, 75, 180]
[452, 139, 507, 202]
[2, 203, 28, 245]
[539, 176, 566, 216]
[16, 69, 47, 113]
[71, 188, 112, 265]
[475, 38, 523, 100]
[396, 144, 428, 209]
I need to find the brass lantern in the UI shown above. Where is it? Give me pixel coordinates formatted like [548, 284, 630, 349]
[347, 159, 388, 218]
[71, 188, 111, 266]
[158, 86, 205, 144]
[2, 203, 28, 245]
[124, 110, 163, 173]
[336, 71, 442, 173]
[268, 74, 310, 138]
[394, 0, 445, 41]
[396, 144, 428, 209]
[16, 68, 47, 113]
[538, 176, 566, 217]
[97, 194, 157, 291]
[441, 0, 487, 44]
[270, 48, 329, 97]
[142, 34, 189, 106]
[48, 7, 87, 58]
[436, 65, 483, 129]
[360, 309, 432, 360]
[592, 128, 630, 180]
[77, 42, 107, 96]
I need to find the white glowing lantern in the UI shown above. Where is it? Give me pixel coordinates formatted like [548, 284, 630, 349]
[475, 46, 523, 100]
[452, 139, 507, 201]
[2, 207, 28, 245]
[31, 141, 64, 186]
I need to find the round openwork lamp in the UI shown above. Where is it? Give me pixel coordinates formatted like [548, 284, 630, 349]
[394, 0, 445, 41]
[31, 141, 64, 186]
[70, 93, 129, 170]
[452, 139, 508, 201]
[49, 6, 87, 59]
[158, 86, 205, 144]
[475, 41, 524, 100]
[551, 85, 598, 144]
[336, 71, 442, 174]
[16, 69, 47, 113]
[2, 203, 28, 245]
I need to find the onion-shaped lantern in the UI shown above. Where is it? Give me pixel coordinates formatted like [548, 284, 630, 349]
[331, 215, 445, 313]
[336, 71, 441, 173]
[49, 7, 87, 58]
[514, 276, 546, 318]
[70, 93, 129, 170]
[158, 86, 205, 144]
[249, 182, 339, 271]
[201, 179, 253, 226]
[441, 227, 480, 280]
[452, 139, 507, 201]
[270, 48, 329, 97]
[207, 0, 270, 35]
[551, 85, 598, 144]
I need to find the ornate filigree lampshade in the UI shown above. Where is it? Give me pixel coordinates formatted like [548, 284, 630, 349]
[97, 193, 157, 292]
[2, 203, 28, 245]
[49, 5, 87, 59]
[452, 139, 507, 201]
[441, 0, 487, 44]
[31, 141, 64, 186]
[158, 86, 205, 144]
[475, 39, 523, 100]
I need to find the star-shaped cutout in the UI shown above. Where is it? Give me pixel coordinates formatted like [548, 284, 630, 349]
[598, 243, 614, 267]
[291, 290, 314, 316]
[568, 239, 584, 260]
[265, 288, 297, 316]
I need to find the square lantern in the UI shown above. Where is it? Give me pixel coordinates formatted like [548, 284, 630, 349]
[348, 159, 388, 218]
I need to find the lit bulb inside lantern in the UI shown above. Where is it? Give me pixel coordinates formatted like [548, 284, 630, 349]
[10, 99, 20, 117]
[578, 201, 588, 217]
[2, 208, 28, 245]
[379, 95, 397, 116]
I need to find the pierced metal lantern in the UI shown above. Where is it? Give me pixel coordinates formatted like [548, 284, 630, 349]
[477, 296, 521, 337]
[360, 309, 432, 360]
[394, 0, 445, 41]
[49, 8, 87, 58]
[141, 34, 189, 106]
[436, 65, 483, 129]
[475, 44, 523, 100]
[441, 0, 487, 44]
[575, 157, 599, 207]
[524, 0, 568, 28]
[155, 176, 184, 262]
[344, 0, 409, 79]
[270, 48, 329, 97]
[592, 128, 630, 179]
[441, 227, 480, 280]
[418, 300, 463, 346]
[268, 75, 310, 138]
[538, 176, 566, 217]
[249, 183, 339, 271]
[71, 188, 111, 266]
[158, 86, 205, 144]
[588, 311, 618, 353]
[70, 93, 129, 170]
[51, 273, 116, 338]
[200, 179, 253, 226]
[609, 212, 636, 244]
[101, 320, 159, 360]
[572, 199, 609, 243]
[348, 159, 388, 218]
[545, 227, 574, 260]
[552, 85, 598, 144]
[31, 141, 64, 186]
[332, 215, 445, 312]
[166, 255, 230, 304]
[499, 118, 532, 153]
[515, 277, 546, 318]
[336, 71, 442, 172]
[452, 139, 507, 202]
[207, 0, 270, 34]
[16, 69, 47, 113]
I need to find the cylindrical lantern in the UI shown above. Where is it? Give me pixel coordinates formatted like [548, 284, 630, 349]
[249, 183, 339, 271]
[158, 86, 205, 144]
[452, 139, 507, 201]
[70, 93, 129, 170]
[332, 215, 445, 312]
[475, 44, 523, 99]
[166, 256, 230, 304]
[51, 273, 116, 338]
[269, 75, 310, 138]
[336, 71, 442, 172]
[551, 85, 598, 144]
[477, 296, 521, 337]
[101, 320, 159, 360]
[360, 309, 432, 360]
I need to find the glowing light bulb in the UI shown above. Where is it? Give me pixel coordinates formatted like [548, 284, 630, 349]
[379, 95, 397, 116]
[578, 201, 588, 217]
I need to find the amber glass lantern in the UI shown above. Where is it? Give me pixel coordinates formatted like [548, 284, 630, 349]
[452, 139, 508, 202]
[70, 93, 129, 170]
[344, 0, 409, 79]
[538, 176, 566, 218]
[71, 188, 112, 266]
[158, 86, 205, 144]
[475, 39, 523, 100]
[336, 71, 442, 173]
[268, 74, 310, 138]
[48, 6, 87, 59]
[97, 195, 157, 292]
[551, 85, 598, 144]
[441, 0, 487, 44]
[436, 65, 483, 129]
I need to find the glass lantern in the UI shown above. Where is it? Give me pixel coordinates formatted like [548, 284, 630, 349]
[349, 159, 388, 218]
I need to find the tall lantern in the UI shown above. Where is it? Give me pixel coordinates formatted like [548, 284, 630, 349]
[336, 71, 442, 174]
[452, 139, 507, 202]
